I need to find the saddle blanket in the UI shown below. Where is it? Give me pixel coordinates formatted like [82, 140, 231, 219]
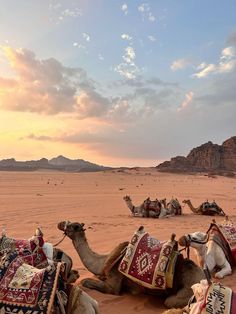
[0, 251, 62, 314]
[118, 228, 178, 290]
[0, 236, 47, 268]
[217, 221, 236, 264]
[201, 283, 236, 314]
[208, 221, 236, 265]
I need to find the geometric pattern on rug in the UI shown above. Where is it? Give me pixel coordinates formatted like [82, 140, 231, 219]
[118, 228, 178, 290]
[0, 251, 62, 314]
[201, 283, 236, 314]
[0, 235, 48, 268]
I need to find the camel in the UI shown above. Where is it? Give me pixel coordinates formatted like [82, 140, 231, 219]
[0, 231, 99, 314]
[58, 221, 205, 309]
[160, 198, 182, 216]
[123, 195, 170, 218]
[182, 199, 225, 216]
[178, 222, 234, 278]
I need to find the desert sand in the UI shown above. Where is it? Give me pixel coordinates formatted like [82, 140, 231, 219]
[0, 168, 236, 313]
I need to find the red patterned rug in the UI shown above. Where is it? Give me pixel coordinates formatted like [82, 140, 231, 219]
[0, 251, 62, 314]
[208, 220, 236, 265]
[0, 235, 47, 268]
[118, 228, 178, 290]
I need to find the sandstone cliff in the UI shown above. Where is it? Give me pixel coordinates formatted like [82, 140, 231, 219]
[157, 136, 236, 174]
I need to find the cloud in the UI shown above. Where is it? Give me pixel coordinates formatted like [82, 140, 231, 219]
[138, 3, 155, 22]
[82, 32, 90, 42]
[121, 4, 128, 15]
[121, 34, 132, 41]
[148, 35, 156, 42]
[0, 46, 93, 114]
[171, 58, 190, 71]
[98, 54, 104, 61]
[177, 91, 194, 112]
[75, 90, 110, 119]
[193, 46, 236, 78]
[61, 8, 81, 18]
[114, 46, 141, 79]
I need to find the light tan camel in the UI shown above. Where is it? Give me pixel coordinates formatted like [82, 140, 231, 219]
[160, 198, 182, 216]
[178, 220, 234, 279]
[123, 195, 170, 218]
[58, 221, 205, 309]
[182, 199, 225, 216]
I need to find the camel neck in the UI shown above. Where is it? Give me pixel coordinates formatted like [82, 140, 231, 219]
[72, 234, 108, 276]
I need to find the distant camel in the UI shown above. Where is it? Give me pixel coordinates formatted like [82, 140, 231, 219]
[182, 199, 225, 216]
[160, 198, 182, 215]
[123, 195, 170, 218]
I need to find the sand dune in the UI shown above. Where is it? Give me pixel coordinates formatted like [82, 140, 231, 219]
[0, 168, 235, 313]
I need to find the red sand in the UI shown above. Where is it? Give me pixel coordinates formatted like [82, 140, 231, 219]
[0, 169, 235, 313]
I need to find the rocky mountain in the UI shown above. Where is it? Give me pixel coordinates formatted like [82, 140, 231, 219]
[157, 136, 236, 174]
[0, 156, 112, 172]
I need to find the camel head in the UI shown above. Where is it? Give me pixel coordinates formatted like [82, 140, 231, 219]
[178, 232, 208, 248]
[123, 195, 131, 201]
[182, 199, 190, 204]
[58, 221, 86, 240]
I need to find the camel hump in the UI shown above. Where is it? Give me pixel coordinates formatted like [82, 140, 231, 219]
[103, 241, 129, 278]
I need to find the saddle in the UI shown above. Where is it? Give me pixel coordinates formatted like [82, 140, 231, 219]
[143, 198, 161, 215]
[199, 201, 225, 216]
[118, 227, 179, 290]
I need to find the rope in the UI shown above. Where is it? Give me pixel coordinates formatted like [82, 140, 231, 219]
[53, 234, 67, 247]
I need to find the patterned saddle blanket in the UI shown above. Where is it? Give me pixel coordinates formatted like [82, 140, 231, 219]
[0, 251, 64, 314]
[0, 235, 47, 268]
[118, 227, 179, 290]
[143, 198, 161, 214]
[208, 220, 236, 265]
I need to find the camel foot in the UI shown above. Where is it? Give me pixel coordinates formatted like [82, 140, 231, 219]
[214, 270, 232, 279]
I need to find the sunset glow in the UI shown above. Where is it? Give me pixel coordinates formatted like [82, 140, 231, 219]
[0, 1, 236, 166]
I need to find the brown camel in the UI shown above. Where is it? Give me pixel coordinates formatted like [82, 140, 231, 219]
[182, 199, 225, 216]
[58, 221, 205, 309]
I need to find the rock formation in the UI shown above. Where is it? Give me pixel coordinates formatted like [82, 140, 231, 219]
[157, 136, 236, 174]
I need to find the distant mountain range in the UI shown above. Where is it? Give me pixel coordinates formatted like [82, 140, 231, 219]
[157, 136, 236, 176]
[0, 155, 113, 172]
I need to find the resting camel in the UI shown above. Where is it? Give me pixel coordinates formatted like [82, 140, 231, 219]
[178, 220, 234, 278]
[58, 221, 205, 309]
[0, 230, 99, 314]
[123, 195, 170, 218]
[160, 198, 182, 216]
[182, 199, 225, 216]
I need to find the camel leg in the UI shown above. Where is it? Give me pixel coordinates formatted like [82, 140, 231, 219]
[215, 260, 232, 278]
[81, 271, 123, 295]
[164, 287, 193, 309]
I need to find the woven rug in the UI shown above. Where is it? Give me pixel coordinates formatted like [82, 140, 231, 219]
[208, 221, 236, 265]
[201, 283, 236, 314]
[0, 236, 47, 268]
[118, 228, 178, 290]
[0, 251, 62, 314]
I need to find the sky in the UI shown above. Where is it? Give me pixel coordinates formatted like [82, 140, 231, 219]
[0, 1, 236, 167]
